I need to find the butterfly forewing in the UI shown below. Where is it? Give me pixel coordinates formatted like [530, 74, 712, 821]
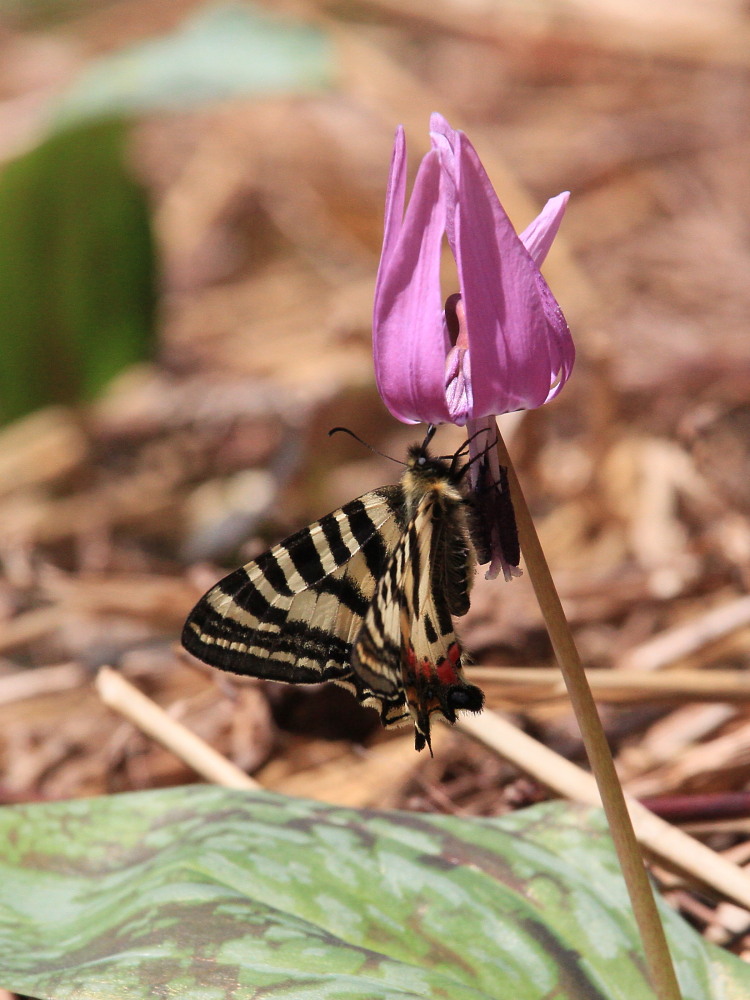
[182, 434, 487, 751]
[182, 488, 405, 681]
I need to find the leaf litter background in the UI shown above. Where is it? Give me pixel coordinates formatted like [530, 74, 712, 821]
[3, 0, 750, 990]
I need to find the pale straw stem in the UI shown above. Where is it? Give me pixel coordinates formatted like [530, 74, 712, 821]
[96, 666, 259, 790]
[494, 429, 682, 1000]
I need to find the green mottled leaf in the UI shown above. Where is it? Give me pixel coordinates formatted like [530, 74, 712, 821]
[0, 786, 746, 999]
[52, 3, 333, 127]
[0, 117, 155, 424]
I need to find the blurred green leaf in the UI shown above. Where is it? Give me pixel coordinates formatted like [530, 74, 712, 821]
[0, 786, 747, 999]
[1, 0, 104, 30]
[52, 2, 333, 127]
[0, 117, 155, 424]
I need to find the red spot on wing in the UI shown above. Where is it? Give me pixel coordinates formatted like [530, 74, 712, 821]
[434, 642, 462, 685]
[417, 656, 432, 679]
[436, 661, 457, 685]
[405, 638, 463, 686]
[403, 639, 439, 680]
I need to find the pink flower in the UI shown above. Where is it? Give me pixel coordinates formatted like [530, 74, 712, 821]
[373, 114, 575, 580]
[373, 112, 574, 427]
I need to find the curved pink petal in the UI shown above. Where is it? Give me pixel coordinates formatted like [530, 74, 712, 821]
[429, 112, 456, 146]
[380, 126, 407, 272]
[452, 132, 574, 416]
[519, 192, 569, 266]
[519, 192, 576, 402]
[373, 150, 453, 425]
[538, 273, 575, 403]
[429, 113, 459, 246]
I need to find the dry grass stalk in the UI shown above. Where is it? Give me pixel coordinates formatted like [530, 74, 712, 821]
[626, 719, 750, 799]
[469, 666, 750, 703]
[618, 595, 750, 673]
[617, 705, 738, 783]
[95, 667, 258, 790]
[0, 663, 85, 705]
[460, 710, 750, 912]
[0, 606, 67, 654]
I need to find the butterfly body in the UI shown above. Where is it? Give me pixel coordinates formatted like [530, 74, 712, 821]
[182, 434, 484, 751]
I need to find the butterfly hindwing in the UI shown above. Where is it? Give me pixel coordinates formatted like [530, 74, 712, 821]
[351, 466, 483, 751]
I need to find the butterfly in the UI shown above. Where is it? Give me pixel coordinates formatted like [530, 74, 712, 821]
[181, 425, 489, 752]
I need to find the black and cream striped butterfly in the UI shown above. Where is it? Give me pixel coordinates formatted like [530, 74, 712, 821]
[181, 425, 486, 752]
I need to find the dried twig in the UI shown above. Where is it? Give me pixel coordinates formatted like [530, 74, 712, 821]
[618, 595, 750, 672]
[0, 606, 66, 654]
[95, 667, 258, 790]
[468, 666, 750, 703]
[617, 704, 737, 783]
[626, 718, 750, 799]
[460, 711, 750, 912]
[0, 663, 85, 706]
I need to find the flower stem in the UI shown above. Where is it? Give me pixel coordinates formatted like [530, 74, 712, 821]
[494, 428, 682, 1000]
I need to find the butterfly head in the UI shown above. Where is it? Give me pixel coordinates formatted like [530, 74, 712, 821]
[405, 442, 452, 480]
[404, 425, 465, 490]
[406, 423, 498, 487]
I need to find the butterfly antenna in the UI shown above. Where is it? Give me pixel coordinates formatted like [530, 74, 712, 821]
[447, 427, 497, 477]
[455, 432, 500, 481]
[434, 425, 493, 464]
[328, 427, 406, 465]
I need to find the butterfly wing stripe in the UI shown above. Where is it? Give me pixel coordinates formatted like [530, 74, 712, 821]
[184, 623, 352, 682]
[423, 513, 457, 635]
[430, 498, 476, 616]
[188, 555, 375, 661]
[319, 510, 353, 565]
[333, 676, 409, 725]
[207, 570, 286, 623]
[285, 526, 326, 586]
[313, 573, 369, 618]
[197, 489, 402, 619]
[423, 613, 438, 644]
[345, 498, 395, 579]
[255, 550, 294, 597]
[186, 586, 358, 673]
[407, 520, 421, 617]
[262, 488, 401, 594]
[414, 498, 455, 639]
